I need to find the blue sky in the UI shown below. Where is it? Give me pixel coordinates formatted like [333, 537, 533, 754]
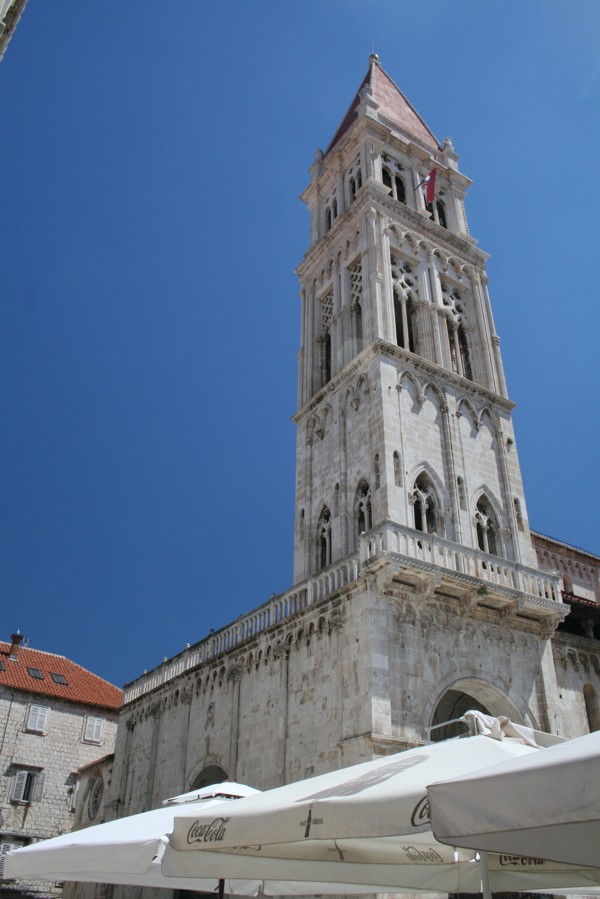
[1, 1, 599, 688]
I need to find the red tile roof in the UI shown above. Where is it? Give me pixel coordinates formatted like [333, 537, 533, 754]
[0, 641, 122, 711]
[326, 56, 440, 156]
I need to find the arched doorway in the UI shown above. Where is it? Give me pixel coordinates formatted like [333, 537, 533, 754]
[189, 764, 228, 790]
[430, 680, 527, 741]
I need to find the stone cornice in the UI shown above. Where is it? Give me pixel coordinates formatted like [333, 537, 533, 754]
[292, 344, 374, 424]
[293, 339, 515, 423]
[378, 339, 515, 413]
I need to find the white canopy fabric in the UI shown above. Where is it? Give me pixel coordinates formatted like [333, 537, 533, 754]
[4, 782, 261, 891]
[162, 730, 600, 893]
[428, 728, 600, 868]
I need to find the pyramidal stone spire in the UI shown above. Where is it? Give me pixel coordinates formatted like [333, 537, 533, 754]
[326, 54, 440, 156]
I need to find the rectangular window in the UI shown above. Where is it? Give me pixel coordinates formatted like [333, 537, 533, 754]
[11, 769, 44, 804]
[50, 672, 68, 684]
[27, 667, 44, 680]
[83, 716, 104, 744]
[25, 704, 49, 734]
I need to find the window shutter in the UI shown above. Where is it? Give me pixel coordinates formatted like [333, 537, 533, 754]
[27, 705, 48, 732]
[0, 842, 18, 880]
[12, 770, 28, 802]
[84, 716, 104, 743]
[31, 772, 44, 803]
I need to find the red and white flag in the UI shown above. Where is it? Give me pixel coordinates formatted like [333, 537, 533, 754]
[424, 168, 436, 204]
[416, 168, 437, 204]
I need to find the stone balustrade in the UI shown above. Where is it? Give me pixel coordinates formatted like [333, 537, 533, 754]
[123, 524, 561, 704]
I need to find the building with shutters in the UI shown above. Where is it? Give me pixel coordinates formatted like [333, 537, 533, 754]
[0, 633, 122, 897]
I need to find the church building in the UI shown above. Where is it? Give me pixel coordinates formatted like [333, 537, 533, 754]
[69, 56, 600, 897]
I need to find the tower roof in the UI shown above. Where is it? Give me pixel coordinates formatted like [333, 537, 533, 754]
[325, 55, 440, 156]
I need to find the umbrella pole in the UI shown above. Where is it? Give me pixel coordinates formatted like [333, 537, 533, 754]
[217, 879, 225, 899]
[480, 850, 492, 899]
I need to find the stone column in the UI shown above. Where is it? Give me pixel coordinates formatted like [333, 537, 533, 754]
[144, 702, 162, 811]
[117, 718, 135, 812]
[227, 665, 243, 780]
[274, 644, 290, 785]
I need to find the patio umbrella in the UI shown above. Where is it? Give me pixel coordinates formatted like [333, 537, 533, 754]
[428, 728, 600, 868]
[4, 782, 264, 893]
[3, 780, 424, 895]
[162, 720, 600, 894]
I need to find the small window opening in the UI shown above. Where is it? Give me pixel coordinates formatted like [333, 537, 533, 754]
[27, 667, 44, 680]
[374, 454, 380, 489]
[411, 474, 440, 535]
[393, 451, 402, 487]
[355, 481, 373, 541]
[475, 496, 500, 557]
[513, 498, 524, 531]
[317, 507, 332, 572]
[457, 477, 467, 510]
[50, 672, 68, 685]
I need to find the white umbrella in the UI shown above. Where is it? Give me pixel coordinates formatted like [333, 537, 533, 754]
[162, 720, 600, 893]
[428, 728, 600, 868]
[4, 782, 264, 894]
[3, 781, 420, 895]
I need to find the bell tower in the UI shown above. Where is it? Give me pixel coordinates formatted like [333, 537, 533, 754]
[293, 56, 552, 604]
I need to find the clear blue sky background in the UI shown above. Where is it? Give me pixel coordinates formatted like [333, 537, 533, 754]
[1, 1, 599, 688]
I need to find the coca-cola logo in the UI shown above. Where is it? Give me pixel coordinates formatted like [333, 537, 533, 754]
[400, 845, 443, 863]
[410, 796, 430, 828]
[498, 855, 546, 867]
[186, 817, 230, 845]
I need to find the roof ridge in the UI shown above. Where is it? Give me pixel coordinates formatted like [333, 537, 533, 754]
[325, 56, 439, 158]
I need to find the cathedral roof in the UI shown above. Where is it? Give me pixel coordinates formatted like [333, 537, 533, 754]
[326, 55, 440, 156]
[0, 639, 122, 710]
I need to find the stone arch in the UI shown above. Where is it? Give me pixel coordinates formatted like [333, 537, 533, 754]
[421, 380, 446, 410]
[457, 396, 478, 427]
[408, 461, 446, 508]
[356, 373, 369, 399]
[188, 762, 229, 791]
[397, 369, 421, 396]
[408, 464, 445, 536]
[447, 256, 463, 280]
[479, 405, 501, 434]
[425, 673, 534, 741]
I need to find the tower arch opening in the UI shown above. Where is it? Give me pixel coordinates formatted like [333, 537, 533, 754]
[189, 764, 228, 790]
[429, 681, 527, 742]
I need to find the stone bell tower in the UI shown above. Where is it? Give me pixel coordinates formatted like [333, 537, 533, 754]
[293, 54, 540, 585]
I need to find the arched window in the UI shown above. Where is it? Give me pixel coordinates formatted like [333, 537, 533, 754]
[410, 474, 440, 535]
[513, 498, 524, 531]
[425, 197, 448, 228]
[441, 281, 472, 381]
[347, 159, 362, 203]
[475, 495, 500, 556]
[321, 331, 331, 386]
[324, 195, 337, 233]
[317, 506, 332, 571]
[391, 257, 416, 352]
[355, 481, 372, 540]
[382, 164, 406, 203]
